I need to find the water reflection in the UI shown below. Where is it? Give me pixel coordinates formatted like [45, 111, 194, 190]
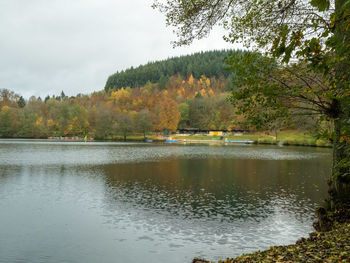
[98, 158, 329, 248]
[0, 141, 331, 263]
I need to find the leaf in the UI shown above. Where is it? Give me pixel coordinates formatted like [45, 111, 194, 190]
[310, 0, 330, 11]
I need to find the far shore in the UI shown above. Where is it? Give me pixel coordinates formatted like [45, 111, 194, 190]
[103, 130, 333, 148]
[0, 131, 333, 148]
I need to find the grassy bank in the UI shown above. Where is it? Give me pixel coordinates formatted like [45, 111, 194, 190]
[95, 134, 164, 142]
[194, 222, 350, 263]
[173, 131, 332, 148]
[95, 131, 332, 148]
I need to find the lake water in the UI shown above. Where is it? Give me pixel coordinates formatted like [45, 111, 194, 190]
[0, 140, 331, 263]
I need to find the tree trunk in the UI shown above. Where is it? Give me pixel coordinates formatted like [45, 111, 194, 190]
[327, 109, 350, 210]
[314, 1, 350, 229]
[315, 102, 350, 231]
[327, 0, 350, 211]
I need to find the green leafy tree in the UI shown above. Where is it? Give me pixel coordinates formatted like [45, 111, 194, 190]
[115, 112, 134, 141]
[178, 102, 190, 129]
[94, 105, 115, 139]
[136, 109, 152, 138]
[0, 106, 19, 137]
[189, 96, 214, 130]
[154, 0, 350, 215]
[58, 102, 71, 136]
[17, 112, 38, 138]
[214, 95, 236, 130]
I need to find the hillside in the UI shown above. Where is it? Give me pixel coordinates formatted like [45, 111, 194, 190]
[104, 49, 241, 91]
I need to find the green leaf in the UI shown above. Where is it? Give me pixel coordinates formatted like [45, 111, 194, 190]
[310, 0, 330, 11]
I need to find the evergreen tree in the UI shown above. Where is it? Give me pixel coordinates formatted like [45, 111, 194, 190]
[17, 96, 26, 108]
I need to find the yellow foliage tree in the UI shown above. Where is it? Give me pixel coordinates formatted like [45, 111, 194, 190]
[188, 74, 194, 86]
[199, 75, 210, 89]
[1, 105, 10, 112]
[35, 117, 43, 127]
[158, 98, 180, 132]
[199, 88, 206, 96]
[65, 116, 89, 136]
[109, 88, 131, 108]
[47, 119, 59, 136]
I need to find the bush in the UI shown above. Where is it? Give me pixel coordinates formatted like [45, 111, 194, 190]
[315, 139, 330, 147]
[281, 137, 294, 145]
[258, 137, 275, 144]
[307, 138, 317, 146]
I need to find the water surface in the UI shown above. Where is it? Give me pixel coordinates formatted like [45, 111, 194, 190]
[0, 140, 331, 263]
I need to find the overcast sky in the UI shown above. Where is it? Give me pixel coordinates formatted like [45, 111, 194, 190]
[0, 0, 237, 98]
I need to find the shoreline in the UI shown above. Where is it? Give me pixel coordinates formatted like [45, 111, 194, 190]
[0, 130, 333, 148]
[193, 222, 350, 263]
[0, 136, 333, 148]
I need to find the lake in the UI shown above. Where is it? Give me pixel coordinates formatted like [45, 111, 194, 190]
[0, 140, 331, 263]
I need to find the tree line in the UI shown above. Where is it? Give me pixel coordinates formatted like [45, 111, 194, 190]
[0, 75, 245, 140]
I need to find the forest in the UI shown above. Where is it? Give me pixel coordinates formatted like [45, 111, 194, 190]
[104, 50, 239, 91]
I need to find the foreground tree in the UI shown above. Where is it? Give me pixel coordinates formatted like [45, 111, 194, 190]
[154, 0, 350, 217]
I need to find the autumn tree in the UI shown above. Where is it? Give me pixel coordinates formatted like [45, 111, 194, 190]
[0, 89, 19, 108]
[154, 0, 350, 216]
[65, 104, 90, 136]
[46, 119, 60, 136]
[158, 98, 181, 132]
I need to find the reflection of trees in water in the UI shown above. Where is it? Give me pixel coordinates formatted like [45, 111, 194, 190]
[99, 158, 330, 222]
